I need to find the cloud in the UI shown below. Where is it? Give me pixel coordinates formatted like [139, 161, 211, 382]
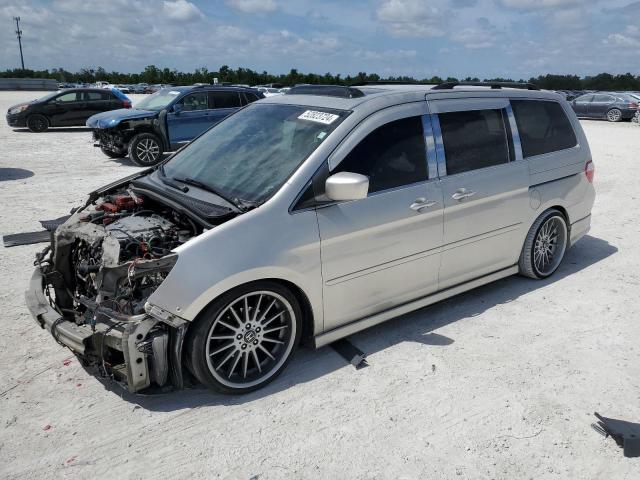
[355, 49, 418, 61]
[604, 25, 640, 48]
[497, 0, 583, 9]
[162, 0, 203, 22]
[226, 0, 278, 13]
[376, 0, 447, 37]
[0, 0, 639, 80]
[452, 0, 478, 6]
[456, 32, 492, 49]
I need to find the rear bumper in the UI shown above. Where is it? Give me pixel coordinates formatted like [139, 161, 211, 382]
[25, 267, 171, 392]
[570, 214, 591, 247]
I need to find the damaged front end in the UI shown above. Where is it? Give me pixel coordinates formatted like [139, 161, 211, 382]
[26, 186, 200, 392]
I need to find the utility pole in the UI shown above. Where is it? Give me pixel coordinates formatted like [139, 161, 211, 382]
[14, 16, 25, 70]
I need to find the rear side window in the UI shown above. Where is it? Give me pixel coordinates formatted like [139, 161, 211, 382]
[334, 116, 428, 193]
[511, 100, 577, 158]
[575, 94, 593, 103]
[439, 109, 510, 175]
[84, 91, 111, 101]
[209, 91, 242, 109]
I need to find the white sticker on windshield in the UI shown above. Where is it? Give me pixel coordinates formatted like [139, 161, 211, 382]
[298, 110, 339, 125]
[168, 91, 181, 95]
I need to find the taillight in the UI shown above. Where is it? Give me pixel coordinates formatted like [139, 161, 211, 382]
[629, 102, 638, 109]
[123, 100, 132, 109]
[585, 160, 595, 183]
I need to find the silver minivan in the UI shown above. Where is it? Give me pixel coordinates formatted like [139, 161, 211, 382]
[27, 82, 596, 394]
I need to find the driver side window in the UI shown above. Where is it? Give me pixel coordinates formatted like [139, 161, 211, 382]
[333, 116, 428, 194]
[55, 92, 79, 102]
[178, 92, 208, 111]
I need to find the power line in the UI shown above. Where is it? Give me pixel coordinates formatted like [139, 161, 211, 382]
[14, 16, 25, 70]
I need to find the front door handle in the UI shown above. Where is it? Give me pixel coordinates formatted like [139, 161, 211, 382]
[410, 198, 438, 212]
[451, 188, 477, 201]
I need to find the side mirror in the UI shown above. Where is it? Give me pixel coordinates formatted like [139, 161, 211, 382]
[173, 103, 183, 114]
[325, 172, 369, 202]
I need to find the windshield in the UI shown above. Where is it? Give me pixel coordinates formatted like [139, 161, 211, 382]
[135, 89, 183, 111]
[163, 104, 348, 203]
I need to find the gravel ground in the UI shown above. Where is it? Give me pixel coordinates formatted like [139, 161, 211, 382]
[1, 91, 639, 479]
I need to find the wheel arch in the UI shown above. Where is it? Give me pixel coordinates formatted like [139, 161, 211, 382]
[548, 204, 569, 224]
[186, 277, 317, 346]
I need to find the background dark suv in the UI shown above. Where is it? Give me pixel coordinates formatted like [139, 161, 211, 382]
[6, 88, 131, 132]
[87, 85, 264, 166]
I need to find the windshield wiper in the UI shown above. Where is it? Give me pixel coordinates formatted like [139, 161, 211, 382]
[158, 164, 188, 193]
[173, 177, 244, 211]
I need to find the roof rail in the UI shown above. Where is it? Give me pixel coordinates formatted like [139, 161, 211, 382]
[349, 81, 427, 86]
[285, 84, 365, 98]
[191, 82, 234, 89]
[432, 81, 540, 91]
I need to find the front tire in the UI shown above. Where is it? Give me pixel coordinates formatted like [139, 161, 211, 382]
[100, 147, 126, 159]
[128, 133, 163, 166]
[606, 108, 622, 122]
[519, 209, 568, 279]
[27, 114, 49, 132]
[186, 281, 302, 394]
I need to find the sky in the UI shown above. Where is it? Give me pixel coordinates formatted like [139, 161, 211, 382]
[1, 0, 639, 79]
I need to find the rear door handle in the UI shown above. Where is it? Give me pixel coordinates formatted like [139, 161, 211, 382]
[451, 189, 476, 201]
[410, 198, 438, 212]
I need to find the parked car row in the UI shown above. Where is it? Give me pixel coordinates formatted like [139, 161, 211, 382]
[88, 85, 264, 165]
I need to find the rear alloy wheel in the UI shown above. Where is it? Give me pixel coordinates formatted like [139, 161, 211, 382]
[128, 133, 163, 166]
[100, 147, 126, 159]
[519, 209, 568, 279]
[606, 108, 622, 122]
[26, 114, 49, 132]
[187, 282, 301, 394]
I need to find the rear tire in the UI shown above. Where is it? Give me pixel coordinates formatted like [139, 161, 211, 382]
[27, 114, 49, 132]
[606, 108, 622, 122]
[128, 133, 163, 166]
[519, 209, 568, 279]
[100, 147, 126, 159]
[186, 281, 302, 394]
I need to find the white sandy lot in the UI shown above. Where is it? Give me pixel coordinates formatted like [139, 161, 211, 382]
[0, 90, 639, 479]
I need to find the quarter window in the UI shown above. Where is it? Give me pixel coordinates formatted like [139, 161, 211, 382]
[334, 116, 428, 194]
[511, 100, 577, 158]
[439, 109, 510, 175]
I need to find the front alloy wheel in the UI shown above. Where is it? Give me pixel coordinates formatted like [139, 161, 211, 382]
[128, 133, 163, 166]
[187, 282, 301, 393]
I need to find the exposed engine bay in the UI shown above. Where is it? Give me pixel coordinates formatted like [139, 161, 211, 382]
[30, 179, 217, 392]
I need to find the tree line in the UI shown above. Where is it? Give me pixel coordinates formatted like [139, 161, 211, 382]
[2, 65, 640, 91]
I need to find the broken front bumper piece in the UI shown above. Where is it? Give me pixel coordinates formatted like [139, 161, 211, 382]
[25, 267, 187, 392]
